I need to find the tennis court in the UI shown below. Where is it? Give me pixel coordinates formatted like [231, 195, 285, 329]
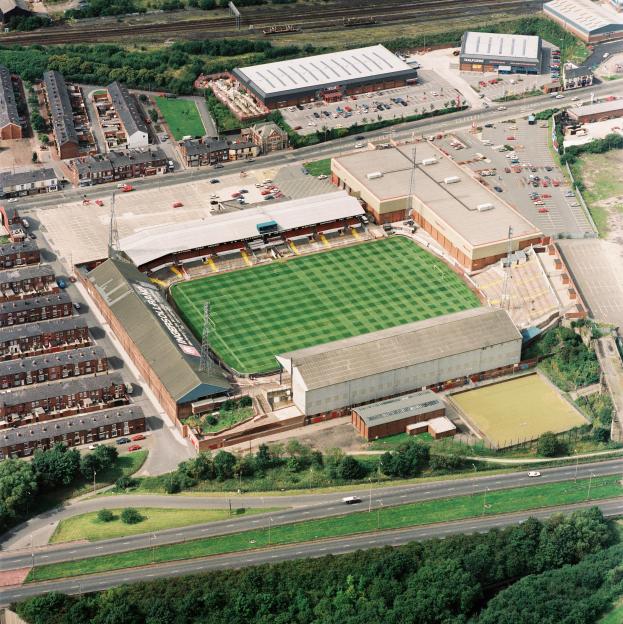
[450, 374, 588, 448]
[171, 237, 480, 374]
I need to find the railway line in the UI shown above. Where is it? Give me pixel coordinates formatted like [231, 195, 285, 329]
[0, 0, 542, 46]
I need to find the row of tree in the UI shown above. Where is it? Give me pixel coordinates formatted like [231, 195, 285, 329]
[0, 443, 118, 533]
[14, 508, 616, 624]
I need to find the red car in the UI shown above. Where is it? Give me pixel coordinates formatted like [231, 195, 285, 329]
[231, 192, 241, 198]
[131, 434, 145, 441]
[122, 185, 134, 192]
[552, 180, 560, 187]
[506, 136, 515, 141]
[538, 207, 549, 213]
[172, 201, 183, 208]
[128, 444, 142, 452]
[95, 199, 104, 207]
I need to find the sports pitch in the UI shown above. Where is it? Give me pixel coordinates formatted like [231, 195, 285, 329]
[450, 374, 588, 448]
[171, 237, 480, 373]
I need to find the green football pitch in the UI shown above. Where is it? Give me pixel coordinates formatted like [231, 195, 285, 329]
[170, 237, 480, 374]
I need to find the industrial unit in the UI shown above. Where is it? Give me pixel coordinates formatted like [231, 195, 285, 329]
[232, 44, 418, 109]
[331, 144, 542, 271]
[351, 390, 446, 440]
[459, 32, 543, 74]
[277, 308, 523, 418]
[118, 191, 364, 271]
[567, 99, 623, 123]
[544, 0, 623, 42]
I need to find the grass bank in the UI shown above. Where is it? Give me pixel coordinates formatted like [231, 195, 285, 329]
[50, 506, 273, 544]
[27, 474, 623, 583]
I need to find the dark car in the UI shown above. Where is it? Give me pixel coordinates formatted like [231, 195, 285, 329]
[494, 186, 503, 193]
[484, 123, 494, 128]
[213, 163, 224, 169]
[355, 135, 365, 141]
[28, 232, 36, 240]
[56, 278, 67, 289]
[116, 437, 131, 445]
[210, 178, 220, 184]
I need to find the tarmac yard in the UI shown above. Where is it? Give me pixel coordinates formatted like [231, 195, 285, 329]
[450, 374, 587, 448]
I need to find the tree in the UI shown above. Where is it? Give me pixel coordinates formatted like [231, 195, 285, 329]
[115, 476, 137, 490]
[214, 450, 236, 481]
[31, 151, 38, 163]
[93, 444, 118, 469]
[380, 440, 430, 478]
[32, 443, 80, 488]
[148, 108, 158, 123]
[120, 507, 143, 524]
[80, 453, 99, 480]
[97, 509, 114, 522]
[0, 459, 37, 532]
[336, 455, 366, 481]
[254, 444, 275, 472]
[537, 432, 567, 457]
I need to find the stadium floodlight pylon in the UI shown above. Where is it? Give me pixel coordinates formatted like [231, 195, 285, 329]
[200, 301, 211, 373]
[107, 192, 120, 260]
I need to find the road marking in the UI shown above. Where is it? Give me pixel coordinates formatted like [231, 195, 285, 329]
[69, 550, 76, 554]
[95, 546, 104, 550]
[252, 520, 260, 523]
[400, 495, 407, 499]
[122, 542, 131, 545]
[40, 555, 48, 559]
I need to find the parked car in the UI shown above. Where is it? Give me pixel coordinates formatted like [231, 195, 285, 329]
[116, 437, 131, 445]
[73, 302, 81, 311]
[213, 163, 224, 169]
[494, 186, 503, 193]
[88, 443, 99, 450]
[128, 444, 142, 452]
[7, 197, 17, 203]
[56, 278, 67, 289]
[131, 434, 146, 441]
[210, 178, 220, 184]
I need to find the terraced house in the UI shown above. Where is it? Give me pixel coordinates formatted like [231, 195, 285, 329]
[0, 64, 21, 139]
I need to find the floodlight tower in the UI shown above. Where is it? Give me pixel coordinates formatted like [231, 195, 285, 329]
[107, 192, 120, 259]
[407, 143, 417, 222]
[500, 225, 513, 309]
[200, 302, 211, 373]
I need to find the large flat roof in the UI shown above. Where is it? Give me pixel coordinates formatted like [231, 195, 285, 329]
[119, 191, 363, 267]
[354, 389, 444, 427]
[332, 144, 540, 249]
[277, 308, 522, 391]
[544, 0, 623, 35]
[461, 32, 541, 62]
[569, 99, 623, 118]
[233, 45, 417, 100]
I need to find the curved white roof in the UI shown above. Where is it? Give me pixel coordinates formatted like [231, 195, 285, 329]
[120, 191, 363, 266]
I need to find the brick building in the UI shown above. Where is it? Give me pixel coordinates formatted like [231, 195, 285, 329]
[0, 372, 127, 428]
[69, 147, 169, 186]
[0, 168, 58, 199]
[567, 99, 623, 124]
[0, 291, 72, 327]
[244, 121, 288, 153]
[0, 265, 57, 301]
[0, 64, 21, 140]
[0, 345, 107, 390]
[43, 70, 80, 160]
[0, 239, 40, 268]
[179, 138, 228, 167]
[0, 316, 89, 361]
[106, 82, 149, 149]
[0, 404, 145, 459]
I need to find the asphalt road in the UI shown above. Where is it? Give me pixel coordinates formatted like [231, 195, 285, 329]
[2, 458, 621, 570]
[15, 79, 623, 215]
[3, 495, 623, 606]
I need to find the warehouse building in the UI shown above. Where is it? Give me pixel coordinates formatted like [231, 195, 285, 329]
[351, 390, 445, 440]
[0, 0, 31, 25]
[119, 191, 364, 271]
[0, 404, 145, 459]
[277, 308, 522, 418]
[544, 0, 623, 43]
[331, 144, 542, 271]
[0, 345, 107, 390]
[0, 65, 21, 139]
[232, 44, 418, 109]
[82, 257, 230, 426]
[459, 32, 543, 74]
[568, 99, 623, 123]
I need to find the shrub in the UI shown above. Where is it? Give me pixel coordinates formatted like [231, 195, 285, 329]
[97, 509, 114, 523]
[120, 507, 143, 524]
[336, 455, 366, 481]
[165, 476, 181, 494]
[115, 476, 137, 490]
[537, 431, 568, 457]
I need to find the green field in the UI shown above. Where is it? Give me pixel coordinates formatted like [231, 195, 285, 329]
[171, 237, 480, 373]
[451, 374, 587, 448]
[154, 97, 205, 140]
[304, 158, 332, 176]
[27, 474, 623, 582]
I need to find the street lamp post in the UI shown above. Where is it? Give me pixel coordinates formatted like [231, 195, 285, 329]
[93, 470, 97, 494]
[368, 477, 372, 512]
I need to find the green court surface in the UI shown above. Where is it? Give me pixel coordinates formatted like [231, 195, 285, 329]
[171, 237, 480, 374]
[451, 374, 588, 448]
[154, 97, 205, 140]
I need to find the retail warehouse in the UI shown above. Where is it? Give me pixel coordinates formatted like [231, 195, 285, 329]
[459, 32, 543, 74]
[544, 0, 623, 42]
[232, 44, 418, 109]
[331, 143, 542, 271]
[277, 308, 522, 418]
[119, 191, 364, 271]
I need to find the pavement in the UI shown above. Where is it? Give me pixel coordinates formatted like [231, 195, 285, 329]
[3, 495, 623, 606]
[1, 457, 621, 565]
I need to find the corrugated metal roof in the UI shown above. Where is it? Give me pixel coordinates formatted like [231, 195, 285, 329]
[88, 258, 229, 403]
[461, 32, 541, 62]
[119, 191, 363, 267]
[279, 308, 521, 390]
[234, 45, 416, 99]
[544, 0, 623, 34]
[354, 389, 444, 427]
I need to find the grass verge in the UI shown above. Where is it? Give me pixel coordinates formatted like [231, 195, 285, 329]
[27, 474, 623, 583]
[303, 158, 332, 176]
[154, 97, 205, 140]
[50, 507, 275, 544]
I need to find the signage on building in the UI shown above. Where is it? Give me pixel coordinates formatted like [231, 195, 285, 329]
[132, 282, 201, 358]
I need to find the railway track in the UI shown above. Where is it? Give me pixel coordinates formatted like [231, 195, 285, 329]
[0, 0, 542, 46]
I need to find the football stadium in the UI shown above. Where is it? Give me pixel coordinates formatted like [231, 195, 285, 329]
[170, 237, 481, 374]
